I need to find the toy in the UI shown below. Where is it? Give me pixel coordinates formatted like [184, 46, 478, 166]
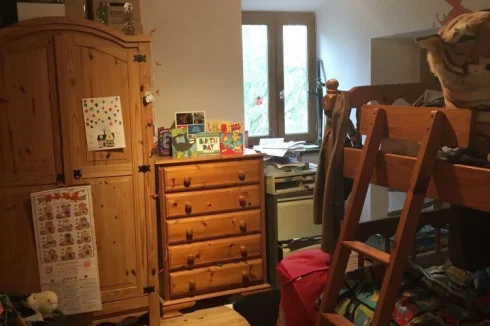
[417, 10, 490, 111]
[23, 291, 58, 316]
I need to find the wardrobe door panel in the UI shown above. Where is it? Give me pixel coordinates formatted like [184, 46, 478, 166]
[54, 33, 146, 302]
[0, 35, 62, 187]
[0, 34, 63, 293]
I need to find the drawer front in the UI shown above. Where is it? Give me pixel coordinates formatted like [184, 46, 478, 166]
[168, 234, 262, 271]
[162, 160, 260, 192]
[170, 259, 263, 298]
[167, 210, 262, 245]
[165, 185, 261, 218]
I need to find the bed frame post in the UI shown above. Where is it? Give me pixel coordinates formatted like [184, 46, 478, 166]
[323, 79, 340, 117]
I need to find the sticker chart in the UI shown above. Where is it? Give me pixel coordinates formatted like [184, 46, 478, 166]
[31, 186, 102, 315]
[82, 96, 126, 151]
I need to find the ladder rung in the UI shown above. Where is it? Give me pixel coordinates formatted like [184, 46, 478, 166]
[342, 241, 390, 265]
[322, 313, 354, 326]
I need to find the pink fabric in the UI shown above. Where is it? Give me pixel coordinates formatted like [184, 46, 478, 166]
[276, 249, 331, 326]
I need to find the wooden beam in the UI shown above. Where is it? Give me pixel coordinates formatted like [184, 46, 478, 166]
[344, 148, 490, 213]
[360, 105, 472, 148]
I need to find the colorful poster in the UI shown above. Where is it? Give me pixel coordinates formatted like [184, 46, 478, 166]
[31, 186, 102, 315]
[196, 133, 220, 157]
[82, 96, 126, 151]
[171, 128, 197, 159]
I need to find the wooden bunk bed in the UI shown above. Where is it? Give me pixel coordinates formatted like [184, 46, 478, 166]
[316, 79, 490, 326]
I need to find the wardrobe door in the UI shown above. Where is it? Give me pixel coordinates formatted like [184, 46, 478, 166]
[0, 34, 64, 292]
[54, 33, 147, 303]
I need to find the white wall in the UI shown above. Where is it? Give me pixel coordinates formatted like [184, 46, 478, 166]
[17, 3, 65, 21]
[316, 0, 489, 90]
[140, 0, 245, 128]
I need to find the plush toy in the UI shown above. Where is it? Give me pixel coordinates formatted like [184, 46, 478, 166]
[417, 10, 490, 162]
[416, 10, 490, 111]
[23, 291, 58, 316]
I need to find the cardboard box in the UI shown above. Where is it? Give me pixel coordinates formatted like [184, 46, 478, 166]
[92, 0, 142, 35]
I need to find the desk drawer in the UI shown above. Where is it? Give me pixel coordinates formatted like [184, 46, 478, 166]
[167, 210, 262, 245]
[162, 160, 260, 192]
[169, 259, 263, 298]
[168, 234, 261, 271]
[165, 185, 261, 218]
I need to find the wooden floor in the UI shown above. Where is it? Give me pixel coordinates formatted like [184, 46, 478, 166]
[161, 306, 250, 326]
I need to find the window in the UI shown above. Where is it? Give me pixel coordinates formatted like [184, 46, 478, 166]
[242, 12, 317, 144]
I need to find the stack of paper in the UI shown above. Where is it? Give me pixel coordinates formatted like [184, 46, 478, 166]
[253, 139, 306, 157]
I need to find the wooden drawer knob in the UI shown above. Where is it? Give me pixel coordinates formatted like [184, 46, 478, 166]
[238, 170, 246, 181]
[185, 202, 192, 214]
[189, 280, 196, 292]
[186, 228, 194, 240]
[239, 221, 248, 232]
[184, 177, 191, 188]
[241, 271, 249, 281]
[187, 254, 195, 266]
[240, 246, 248, 259]
[238, 196, 247, 207]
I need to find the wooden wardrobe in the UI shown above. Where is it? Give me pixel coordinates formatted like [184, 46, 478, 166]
[0, 18, 159, 325]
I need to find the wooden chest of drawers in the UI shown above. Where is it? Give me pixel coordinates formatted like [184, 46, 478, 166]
[156, 153, 270, 313]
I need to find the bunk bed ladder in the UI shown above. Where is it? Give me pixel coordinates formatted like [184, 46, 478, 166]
[317, 108, 443, 326]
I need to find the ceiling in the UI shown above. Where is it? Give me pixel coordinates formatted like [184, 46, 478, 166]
[241, 0, 328, 11]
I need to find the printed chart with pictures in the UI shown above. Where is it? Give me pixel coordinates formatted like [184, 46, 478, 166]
[82, 96, 126, 151]
[30, 186, 102, 315]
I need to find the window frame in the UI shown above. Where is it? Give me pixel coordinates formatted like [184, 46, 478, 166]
[242, 11, 317, 145]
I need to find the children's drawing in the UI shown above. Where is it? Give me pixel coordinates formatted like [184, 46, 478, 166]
[82, 96, 126, 151]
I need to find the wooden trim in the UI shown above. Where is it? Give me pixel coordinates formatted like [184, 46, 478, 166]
[344, 148, 490, 213]
[360, 105, 472, 148]
[242, 12, 278, 145]
[242, 11, 317, 144]
[0, 17, 150, 44]
[138, 42, 160, 326]
[161, 284, 271, 307]
[275, 12, 317, 143]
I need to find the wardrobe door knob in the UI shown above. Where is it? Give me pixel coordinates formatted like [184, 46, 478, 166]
[189, 280, 196, 292]
[239, 221, 248, 232]
[186, 228, 194, 240]
[240, 246, 248, 259]
[238, 170, 246, 181]
[185, 202, 192, 214]
[187, 254, 195, 267]
[184, 177, 191, 188]
[239, 196, 246, 208]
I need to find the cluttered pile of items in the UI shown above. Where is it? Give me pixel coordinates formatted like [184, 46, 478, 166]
[0, 291, 67, 326]
[155, 111, 245, 159]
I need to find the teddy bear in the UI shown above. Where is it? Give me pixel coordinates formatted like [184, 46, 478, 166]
[42, 235, 57, 248]
[57, 218, 73, 232]
[23, 291, 58, 316]
[77, 230, 92, 244]
[59, 233, 74, 246]
[43, 249, 58, 263]
[62, 247, 76, 261]
[79, 244, 93, 258]
[76, 217, 90, 230]
[40, 221, 55, 235]
[75, 202, 89, 216]
[39, 206, 54, 221]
